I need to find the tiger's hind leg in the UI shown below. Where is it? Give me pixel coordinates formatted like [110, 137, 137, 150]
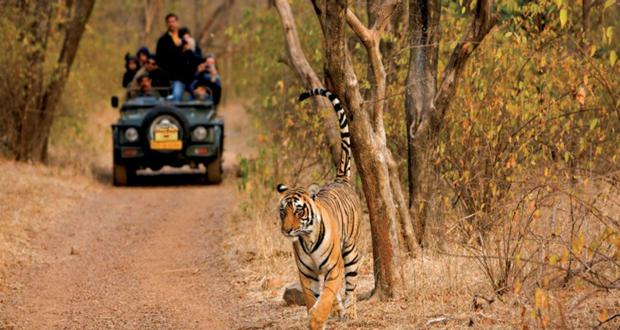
[342, 243, 360, 319]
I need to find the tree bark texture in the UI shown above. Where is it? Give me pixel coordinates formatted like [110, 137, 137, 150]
[14, 0, 96, 162]
[273, 0, 341, 167]
[16, 0, 54, 161]
[312, 0, 408, 299]
[405, 0, 495, 244]
[405, 0, 441, 245]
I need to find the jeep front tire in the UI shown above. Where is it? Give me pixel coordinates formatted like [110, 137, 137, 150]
[205, 154, 223, 184]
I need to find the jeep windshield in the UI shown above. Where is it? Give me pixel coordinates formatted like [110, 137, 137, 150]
[121, 96, 214, 112]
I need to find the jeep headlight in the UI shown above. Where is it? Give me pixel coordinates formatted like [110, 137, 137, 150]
[124, 127, 139, 142]
[192, 126, 207, 141]
[205, 127, 215, 143]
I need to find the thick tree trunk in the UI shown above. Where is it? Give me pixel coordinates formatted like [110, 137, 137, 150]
[17, 0, 54, 161]
[16, 0, 96, 162]
[273, 0, 341, 166]
[405, 0, 440, 245]
[313, 0, 405, 299]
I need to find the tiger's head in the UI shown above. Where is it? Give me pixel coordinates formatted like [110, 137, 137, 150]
[276, 183, 320, 238]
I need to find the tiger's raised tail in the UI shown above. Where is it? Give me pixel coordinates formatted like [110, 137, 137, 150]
[299, 88, 351, 180]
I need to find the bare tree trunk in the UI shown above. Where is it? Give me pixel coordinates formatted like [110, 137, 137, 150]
[405, 0, 440, 245]
[387, 150, 418, 253]
[273, 0, 341, 167]
[143, 0, 163, 46]
[17, 0, 54, 161]
[365, 0, 417, 253]
[16, 0, 96, 162]
[405, 0, 496, 244]
[312, 0, 406, 299]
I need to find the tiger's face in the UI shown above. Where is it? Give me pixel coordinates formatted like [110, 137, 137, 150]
[276, 184, 317, 237]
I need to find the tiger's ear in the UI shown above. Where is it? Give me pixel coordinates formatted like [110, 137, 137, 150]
[308, 183, 320, 200]
[276, 184, 289, 194]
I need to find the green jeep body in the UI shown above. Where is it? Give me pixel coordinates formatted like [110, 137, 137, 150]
[111, 96, 224, 186]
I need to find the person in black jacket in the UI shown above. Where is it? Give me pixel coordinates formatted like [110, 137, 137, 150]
[156, 13, 185, 100]
[178, 27, 202, 89]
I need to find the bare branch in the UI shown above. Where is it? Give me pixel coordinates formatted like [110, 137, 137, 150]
[433, 0, 496, 130]
[197, 0, 235, 47]
[273, 0, 341, 165]
[345, 9, 373, 44]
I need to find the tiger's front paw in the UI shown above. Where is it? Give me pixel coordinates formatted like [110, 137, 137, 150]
[331, 294, 346, 320]
[308, 307, 326, 330]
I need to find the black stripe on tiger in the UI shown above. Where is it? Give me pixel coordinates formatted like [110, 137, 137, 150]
[299, 88, 351, 180]
[310, 221, 325, 253]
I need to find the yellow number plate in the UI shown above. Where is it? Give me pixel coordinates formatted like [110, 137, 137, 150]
[154, 127, 179, 141]
[150, 140, 183, 150]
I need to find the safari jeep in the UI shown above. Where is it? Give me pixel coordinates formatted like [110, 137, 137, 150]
[110, 95, 223, 186]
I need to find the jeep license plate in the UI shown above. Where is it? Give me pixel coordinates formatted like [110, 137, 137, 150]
[150, 140, 182, 150]
[151, 127, 182, 150]
[154, 127, 178, 141]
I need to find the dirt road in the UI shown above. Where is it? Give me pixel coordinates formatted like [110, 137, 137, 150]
[0, 102, 251, 329]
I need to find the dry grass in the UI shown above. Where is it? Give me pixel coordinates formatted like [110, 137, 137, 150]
[0, 159, 99, 289]
[225, 179, 620, 329]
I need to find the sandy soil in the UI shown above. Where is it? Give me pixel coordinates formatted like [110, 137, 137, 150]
[0, 102, 252, 329]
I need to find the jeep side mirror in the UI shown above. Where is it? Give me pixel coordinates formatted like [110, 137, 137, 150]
[111, 96, 119, 108]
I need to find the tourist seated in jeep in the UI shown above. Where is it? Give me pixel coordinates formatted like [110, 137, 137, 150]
[136, 46, 151, 67]
[128, 55, 170, 97]
[190, 55, 221, 105]
[133, 73, 161, 98]
[122, 55, 140, 88]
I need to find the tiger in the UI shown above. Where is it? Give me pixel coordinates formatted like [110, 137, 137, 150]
[277, 88, 362, 330]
